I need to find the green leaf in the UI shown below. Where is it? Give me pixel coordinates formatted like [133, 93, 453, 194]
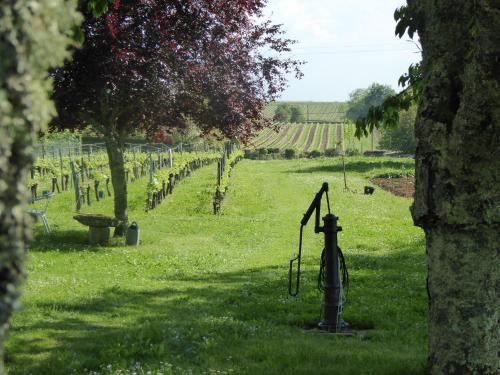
[73, 26, 85, 46]
[87, 0, 110, 18]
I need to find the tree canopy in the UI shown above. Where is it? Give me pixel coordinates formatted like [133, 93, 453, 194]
[274, 103, 292, 122]
[273, 103, 306, 123]
[51, 0, 301, 233]
[378, 105, 416, 153]
[352, 6, 422, 138]
[346, 83, 396, 125]
[52, 0, 301, 142]
[290, 105, 305, 123]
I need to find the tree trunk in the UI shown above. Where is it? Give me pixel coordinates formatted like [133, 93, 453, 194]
[1, 2, 80, 371]
[105, 136, 128, 237]
[0, 132, 32, 375]
[409, 1, 500, 373]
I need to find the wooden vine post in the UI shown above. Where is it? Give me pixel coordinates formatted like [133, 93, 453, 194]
[59, 149, 64, 191]
[70, 161, 81, 211]
[147, 153, 153, 209]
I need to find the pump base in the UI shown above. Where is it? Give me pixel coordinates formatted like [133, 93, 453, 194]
[317, 320, 339, 332]
[304, 323, 367, 337]
[303, 319, 356, 335]
[318, 317, 349, 332]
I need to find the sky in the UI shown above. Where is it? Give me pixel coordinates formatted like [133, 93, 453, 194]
[263, 0, 421, 102]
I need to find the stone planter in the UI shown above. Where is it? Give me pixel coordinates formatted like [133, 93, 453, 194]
[74, 214, 119, 246]
[88, 226, 110, 245]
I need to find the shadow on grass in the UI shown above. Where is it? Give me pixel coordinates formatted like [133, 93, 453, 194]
[293, 159, 415, 175]
[10, 238, 426, 375]
[29, 229, 111, 253]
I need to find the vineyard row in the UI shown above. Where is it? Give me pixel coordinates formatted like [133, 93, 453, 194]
[213, 146, 244, 214]
[28, 148, 225, 212]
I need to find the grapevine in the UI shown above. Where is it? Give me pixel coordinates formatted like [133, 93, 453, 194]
[28, 145, 220, 212]
[213, 147, 244, 214]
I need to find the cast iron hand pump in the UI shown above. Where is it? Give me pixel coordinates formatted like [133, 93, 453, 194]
[288, 182, 349, 332]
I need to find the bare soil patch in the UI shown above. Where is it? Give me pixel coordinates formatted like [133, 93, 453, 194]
[304, 124, 317, 151]
[290, 125, 304, 145]
[371, 177, 415, 198]
[320, 125, 329, 150]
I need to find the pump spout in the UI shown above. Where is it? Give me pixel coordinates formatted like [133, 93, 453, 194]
[300, 182, 329, 227]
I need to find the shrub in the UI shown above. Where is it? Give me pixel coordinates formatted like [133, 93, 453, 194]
[256, 148, 268, 159]
[244, 149, 258, 159]
[308, 150, 322, 158]
[284, 149, 296, 159]
[345, 148, 360, 156]
[267, 148, 280, 154]
[324, 148, 339, 157]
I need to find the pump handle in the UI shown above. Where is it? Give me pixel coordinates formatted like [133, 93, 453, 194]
[289, 183, 331, 297]
[288, 225, 305, 296]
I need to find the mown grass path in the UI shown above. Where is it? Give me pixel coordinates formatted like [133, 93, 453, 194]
[8, 157, 425, 375]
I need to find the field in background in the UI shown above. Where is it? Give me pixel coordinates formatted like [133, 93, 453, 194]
[250, 123, 378, 153]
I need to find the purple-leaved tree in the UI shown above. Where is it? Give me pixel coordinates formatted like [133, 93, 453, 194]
[53, 0, 301, 235]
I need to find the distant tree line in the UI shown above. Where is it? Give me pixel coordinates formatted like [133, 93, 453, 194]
[346, 83, 416, 153]
[274, 84, 417, 153]
[274, 103, 306, 123]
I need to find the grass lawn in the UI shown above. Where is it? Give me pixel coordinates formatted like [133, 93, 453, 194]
[7, 157, 426, 375]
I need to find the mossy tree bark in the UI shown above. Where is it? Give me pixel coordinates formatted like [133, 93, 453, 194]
[105, 134, 128, 237]
[409, 1, 500, 373]
[0, 1, 80, 371]
[0, 126, 33, 375]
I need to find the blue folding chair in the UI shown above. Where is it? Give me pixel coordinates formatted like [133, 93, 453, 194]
[28, 192, 54, 234]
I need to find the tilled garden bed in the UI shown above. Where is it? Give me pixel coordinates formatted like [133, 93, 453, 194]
[371, 176, 415, 198]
